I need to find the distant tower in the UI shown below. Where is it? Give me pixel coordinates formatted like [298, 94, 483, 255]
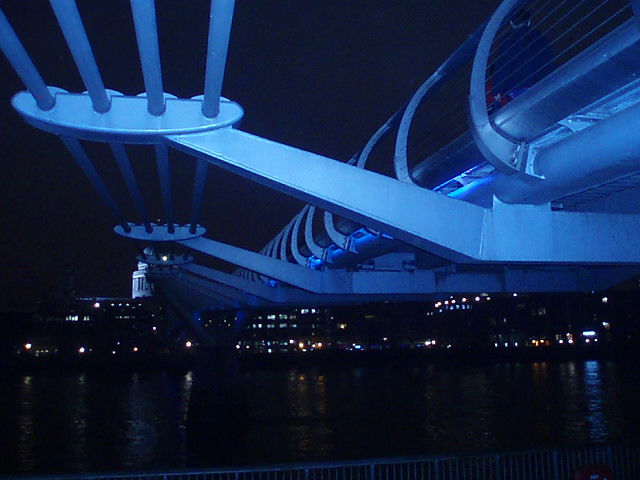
[132, 249, 153, 298]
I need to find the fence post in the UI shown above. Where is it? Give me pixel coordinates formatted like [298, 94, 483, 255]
[553, 451, 560, 480]
[434, 459, 439, 480]
[370, 464, 376, 480]
[606, 445, 614, 475]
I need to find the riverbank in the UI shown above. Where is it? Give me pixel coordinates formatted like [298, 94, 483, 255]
[3, 341, 639, 374]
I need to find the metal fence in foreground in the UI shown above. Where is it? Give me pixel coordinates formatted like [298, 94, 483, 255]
[13, 443, 638, 480]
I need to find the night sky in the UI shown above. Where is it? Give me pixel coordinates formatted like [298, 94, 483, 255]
[0, 0, 500, 303]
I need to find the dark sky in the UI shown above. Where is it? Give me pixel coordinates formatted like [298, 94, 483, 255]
[0, 0, 500, 303]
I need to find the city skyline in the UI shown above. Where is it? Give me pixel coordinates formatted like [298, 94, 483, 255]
[3, 288, 639, 370]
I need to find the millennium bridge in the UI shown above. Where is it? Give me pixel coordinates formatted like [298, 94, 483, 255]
[3, 1, 640, 478]
[2, 0, 640, 331]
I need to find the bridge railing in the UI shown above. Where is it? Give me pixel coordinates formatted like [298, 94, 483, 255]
[487, 0, 633, 103]
[415, 0, 635, 191]
[15, 443, 639, 480]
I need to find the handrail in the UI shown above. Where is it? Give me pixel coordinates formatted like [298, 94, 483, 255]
[469, 0, 524, 177]
[395, 22, 487, 185]
[13, 442, 638, 480]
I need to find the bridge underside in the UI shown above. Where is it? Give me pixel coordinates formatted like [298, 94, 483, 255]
[2, 0, 640, 315]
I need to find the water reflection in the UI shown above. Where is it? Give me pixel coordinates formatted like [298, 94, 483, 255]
[553, 360, 623, 445]
[68, 373, 88, 471]
[583, 360, 608, 441]
[17, 375, 35, 471]
[1, 359, 639, 475]
[123, 372, 159, 468]
[284, 370, 332, 458]
[422, 368, 496, 453]
[529, 362, 556, 443]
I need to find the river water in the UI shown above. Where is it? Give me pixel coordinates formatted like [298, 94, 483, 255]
[1, 357, 639, 475]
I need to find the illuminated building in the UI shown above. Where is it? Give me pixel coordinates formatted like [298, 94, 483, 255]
[132, 259, 153, 298]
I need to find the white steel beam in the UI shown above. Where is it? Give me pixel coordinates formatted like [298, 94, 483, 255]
[168, 128, 640, 265]
[179, 236, 350, 293]
[168, 128, 486, 263]
[179, 237, 640, 296]
[182, 263, 317, 304]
